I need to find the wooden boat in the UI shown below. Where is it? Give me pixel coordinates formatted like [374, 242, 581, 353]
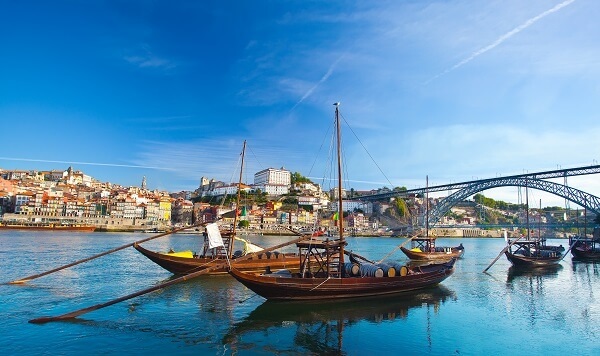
[133, 238, 302, 275]
[504, 238, 563, 267]
[401, 177, 464, 261]
[503, 181, 562, 268]
[569, 234, 600, 261]
[0, 222, 96, 232]
[400, 237, 464, 261]
[134, 141, 303, 276]
[228, 103, 456, 301]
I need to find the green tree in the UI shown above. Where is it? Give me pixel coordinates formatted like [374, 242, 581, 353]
[394, 198, 408, 218]
[291, 172, 312, 185]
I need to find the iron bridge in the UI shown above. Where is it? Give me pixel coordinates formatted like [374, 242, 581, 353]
[357, 164, 600, 227]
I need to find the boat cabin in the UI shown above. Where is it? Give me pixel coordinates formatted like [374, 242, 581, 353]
[409, 237, 439, 253]
[296, 238, 347, 278]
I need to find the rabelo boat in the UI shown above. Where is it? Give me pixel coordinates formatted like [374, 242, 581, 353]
[228, 103, 456, 301]
[134, 141, 304, 275]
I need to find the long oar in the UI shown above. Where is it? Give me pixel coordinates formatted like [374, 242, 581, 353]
[5, 222, 207, 285]
[560, 236, 581, 262]
[345, 250, 375, 264]
[29, 234, 311, 324]
[376, 230, 422, 264]
[483, 236, 523, 273]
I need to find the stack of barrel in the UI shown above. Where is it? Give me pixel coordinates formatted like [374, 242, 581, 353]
[344, 261, 408, 277]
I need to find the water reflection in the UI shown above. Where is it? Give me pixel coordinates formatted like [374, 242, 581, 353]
[506, 265, 563, 283]
[571, 259, 600, 275]
[224, 286, 456, 354]
[505, 265, 564, 328]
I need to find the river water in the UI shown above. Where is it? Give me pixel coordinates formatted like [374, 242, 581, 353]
[0, 231, 598, 355]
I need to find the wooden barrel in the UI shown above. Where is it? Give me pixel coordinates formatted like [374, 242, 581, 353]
[389, 262, 407, 276]
[377, 263, 396, 277]
[359, 263, 384, 278]
[344, 262, 360, 276]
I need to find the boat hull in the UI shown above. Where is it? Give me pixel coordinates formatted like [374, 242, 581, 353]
[134, 243, 301, 275]
[504, 251, 561, 267]
[229, 259, 456, 301]
[400, 246, 464, 261]
[571, 246, 600, 261]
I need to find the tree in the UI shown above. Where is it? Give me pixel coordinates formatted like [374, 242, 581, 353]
[291, 172, 312, 185]
[394, 198, 408, 218]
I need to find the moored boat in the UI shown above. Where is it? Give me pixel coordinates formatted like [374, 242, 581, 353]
[502, 181, 562, 268]
[569, 234, 600, 261]
[504, 238, 563, 267]
[400, 237, 464, 261]
[228, 103, 456, 301]
[133, 237, 302, 275]
[134, 141, 304, 276]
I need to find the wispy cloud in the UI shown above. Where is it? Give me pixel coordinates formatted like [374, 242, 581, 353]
[0, 157, 170, 170]
[426, 0, 576, 83]
[291, 53, 347, 110]
[123, 44, 177, 70]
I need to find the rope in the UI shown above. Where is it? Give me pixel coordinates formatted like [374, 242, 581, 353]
[340, 112, 395, 188]
[310, 276, 332, 291]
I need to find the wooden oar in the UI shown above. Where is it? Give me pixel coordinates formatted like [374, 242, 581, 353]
[344, 250, 375, 264]
[376, 230, 421, 264]
[482, 236, 523, 273]
[560, 236, 581, 262]
[5, 222, 207, 285]
[29, 234, 311, 324]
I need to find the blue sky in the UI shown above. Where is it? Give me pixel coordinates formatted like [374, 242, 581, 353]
[1, 0, 598, 208]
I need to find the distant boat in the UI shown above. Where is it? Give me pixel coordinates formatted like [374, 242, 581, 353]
[228, 103, 456, 301]
[504, 238, 562, 267]
[569, 231, 600, 261]
[504, 184, 562, 268]
[400, 237, 464, 261]
[0, 222, 96, 232]
[401, 177, 464, 261]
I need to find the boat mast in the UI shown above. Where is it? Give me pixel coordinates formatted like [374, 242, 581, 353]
[334, 102, 345, 265]
[425, 175, 429, 237]
[230, 140, 246, 257]
[525, 178, 530, 240]
[538, 199, 542, 240]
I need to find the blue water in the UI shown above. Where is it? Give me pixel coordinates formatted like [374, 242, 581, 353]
[1, 231, 599, 355]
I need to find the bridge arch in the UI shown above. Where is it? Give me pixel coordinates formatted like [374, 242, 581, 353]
[428, 177, 600, 226]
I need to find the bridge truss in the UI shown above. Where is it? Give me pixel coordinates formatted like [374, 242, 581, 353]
[357, 164, 600, 227]
[428, 178, 600, 227]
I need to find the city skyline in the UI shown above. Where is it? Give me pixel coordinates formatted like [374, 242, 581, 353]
[2, 1, 599, 208]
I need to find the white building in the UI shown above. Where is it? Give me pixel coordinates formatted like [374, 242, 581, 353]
[253, 167, 291, 196]
[254, 167, 291, 186]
